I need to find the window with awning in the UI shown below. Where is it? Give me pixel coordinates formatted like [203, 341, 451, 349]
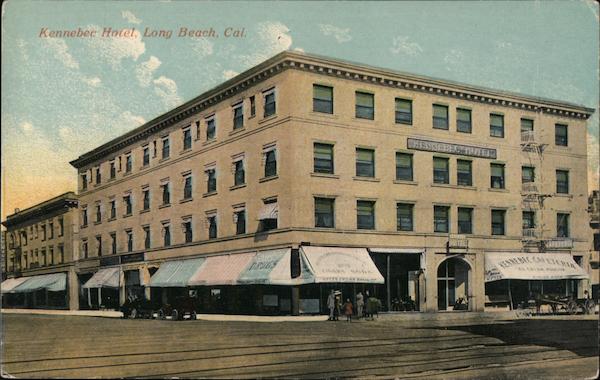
[238, 249, 312, 285]
[8, 273, 67, 293]
[300, 246, 384, 283]
[485, 252, 588, 282]
[83, 267, 120, 289]
[148, 258, 206, 287]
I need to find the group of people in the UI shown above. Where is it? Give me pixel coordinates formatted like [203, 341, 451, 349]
[326, 290, 381, 322]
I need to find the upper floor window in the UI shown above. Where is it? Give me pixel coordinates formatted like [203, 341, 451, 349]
[355, 92, 374, 120]
[162, 137, 170, 159]
[235, 209, 246, 235]
[206, 116, 216, 140]
[143, 146, 150, 166]
[126, 230, 133, 252]
[233, 103, 244, 130]
[490, 163, 505, 189]
[457, 160, 472, 186]
[356, 148, 375, 177]
[523, 211, 536, 230]
[143, 226, 151, 249]
[125, 154, 133, 173]
[234, 159, 245, 186]
[183, 128, 192, 150]
[143, 189, 150, 211]
[315, 197, 335, 228]
[555, 124, 568, 146]
[259, 199, 278, 231]
[432, 104, 448, 130]
[161, 183, 170, 205]
[95, 204, 102, 223]
[181, 175, 192, 199]
[110, 232, 117, 254]
[110, 160, 116, 178]
[396, 203, 414, 231]
[41, 224, 47, 241]
[163, 223, 171, 247]
[522, 166, 535, 183]
[395, 98, 412, 125]
[208, 215, 218, 239]
[491, 209, 506, 235]
[433, 157, 449, 184]
[434, 206, 449, 233]
[521, 118, 534, 142]
[313, 85, 333, 114]
[249, 95, 256, 117]
[206, 168, 217, 193]
[314, 143, 334, 174]
[58, 218, 64, 236]
[48, 222, 54, 239]
[264, 148, 277, 178]
[556, 170, 569, 194]
[490, 114, 504, 138]
[82, 240, 88, 259]
[96, 236, 102, 256]
[458, 207, 473, 234]
[109, 200, 116, 219]
[82, 208, 88, 227]
[557, 213, 570, 238]
[263, 88, 276, 117]
[81, 174, 88, 191]
[456, 108, 472, 133]
[183, 220, 193, 243]
[357, 200, 375, 230]
[395, 152, 413, 181]
[95, 167, 101, 184]
[123, 195, 132, 215]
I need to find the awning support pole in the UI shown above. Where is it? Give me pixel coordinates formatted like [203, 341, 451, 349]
[386, 255, 391, 312]
[87, 288, 92, 309]
[98, 288, 102, 308]
[508, 279, 513, 311]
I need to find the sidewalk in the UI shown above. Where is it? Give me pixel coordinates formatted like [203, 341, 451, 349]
[2, 308, 123, 318]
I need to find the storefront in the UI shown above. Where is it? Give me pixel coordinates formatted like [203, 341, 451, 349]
[82, 267, 120, 309]
[1, 273, 68, 309]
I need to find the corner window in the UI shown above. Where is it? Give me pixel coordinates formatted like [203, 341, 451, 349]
[263, 88, 276, 117]
[556, 170, 569, 194]
[356, 148, 375, 177]
[315, 197, 335, 228]
[490, 114, 504, 138]
[314, 143, 334, 174]
[395, 98, 412, 125]
[555, 124, 568, 146]
[491, 209, 506, 235]
[457, 160, 472, 186]
[357, 200, 375, 230]
[490, 163, 505, 189]
[458, 207, 473, 234]
[396, 203, 414, 231]
[432, 104, 448, 130]
[434, 206, 449, 233]
[395, 153, 413, 181]
[456, 108, 471, 133]
[313, 85, 333, 114]
[433, 157, 449, 184]
[355, 92, 374, 120]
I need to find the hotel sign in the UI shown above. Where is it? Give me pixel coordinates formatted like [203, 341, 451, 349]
[407, 138, 497, 159]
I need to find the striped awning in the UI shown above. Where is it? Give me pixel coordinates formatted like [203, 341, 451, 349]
[10, 273, 67, 293]
[148, 258, 206, 287]
[1, 277, 29, 294]
[189, 252, 256, 286]
[83, 267, 120, 289]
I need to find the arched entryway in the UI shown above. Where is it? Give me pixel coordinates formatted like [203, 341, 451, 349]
[437, 257, 471, 311]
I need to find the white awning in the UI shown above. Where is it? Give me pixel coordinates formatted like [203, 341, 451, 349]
[369, 248, 424, 254]
[1, 277, 29, 294]
[300, 246, 384, 284]
[237, 249, 313, 285]
[83, 268, 120, 289]
[9, 273, 67, 293]
[257, 202, 278, 220]
[485, 252, 589, 282]
[189, 252, 256, 286]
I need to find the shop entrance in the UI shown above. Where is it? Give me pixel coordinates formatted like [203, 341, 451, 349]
[437, 257, 471, 311]
[370, 252, 422, 311]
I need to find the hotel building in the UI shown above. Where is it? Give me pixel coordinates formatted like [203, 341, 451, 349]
[3, 51, 595, 313]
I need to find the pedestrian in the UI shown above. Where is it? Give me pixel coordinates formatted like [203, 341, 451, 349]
[366, 294, 380, 320]
[343, 298, 353, 322]
[326, 290, 335, 321]
[364, 290, 370, 319]
[356, 291, 364, 320]
[334, 291, 341, 321]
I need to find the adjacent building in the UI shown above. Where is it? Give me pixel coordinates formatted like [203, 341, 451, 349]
[3, 51, 595, 314]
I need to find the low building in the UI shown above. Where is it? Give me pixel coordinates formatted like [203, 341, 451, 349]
[1, 192, 79, 310]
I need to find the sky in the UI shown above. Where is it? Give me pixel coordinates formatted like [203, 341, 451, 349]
[1, 0, 599, 222]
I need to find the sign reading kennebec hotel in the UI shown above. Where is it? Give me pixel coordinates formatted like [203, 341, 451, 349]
[407, 138, 497, 159]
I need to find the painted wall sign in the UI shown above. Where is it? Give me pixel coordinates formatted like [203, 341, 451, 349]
[407, 138, 497, 159]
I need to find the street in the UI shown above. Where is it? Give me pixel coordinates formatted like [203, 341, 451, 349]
[1, 314, 598, 379]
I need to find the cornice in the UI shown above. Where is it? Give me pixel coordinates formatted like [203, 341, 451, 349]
[2, 192, 78, 228]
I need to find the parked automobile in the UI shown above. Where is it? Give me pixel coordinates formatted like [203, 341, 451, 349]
[158, 296, 199, 321]
[120, 297, 159, 319]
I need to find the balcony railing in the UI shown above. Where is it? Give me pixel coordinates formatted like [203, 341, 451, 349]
[521, 130, 536, 143]
[521, 182, 539, 194]
[545, 238, 574, 249]
[522, 228, 541, 239]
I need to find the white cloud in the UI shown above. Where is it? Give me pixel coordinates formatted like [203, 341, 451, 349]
[118, 111, 146, 128]
[83, 24, 145, 68]
[82, 76, 102, 87]
[135, 56, 162, 87]
[319, 24, 352, 43]
[293, 47, 305, 53]
[20, 122, 33, 135]
[122, 10, 142, 24]
[153, 76, 182, 108]
[390, 36, 423, 57]
[222, 70, 239, 80]
[191, 37, 214, 58]
[43, 38, 79, 69]
[236, 21, 292, 68]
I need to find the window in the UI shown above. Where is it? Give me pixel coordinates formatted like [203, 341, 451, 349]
[395, 153, 413, 181]
[457, 160, 472, 186]
[162, 137, 170, 159]
[48, 222, 54, 239]
[235, 209, 246, 235]
[396, 203, 414, 231]
[143, 189, 150, 210]
[314, 143, 334, 174]
[183, 220, 193, 243]
[208, 215, 217, 239]
[234, 160, 245, 186]
[490, 114, 504, 138]
[432, 104, 448, 130]
[491, 210, 506, 235]
[42, 224, 47, 241]
[206, 169, 217, 193]
[556, 170, 569, 194]
[458, 207, 473, 234]
[82, 208, 88, 227]
[143, 226, 151, 249]
[95, 204, 102, 223]
[434, 206, 450, 233]
[110, 161, 116, 178]
[523, 211, 535, 230]
[183, 175, 193, 199]
[490, 163, 505, 189]
[264, 89, 276, 117]
[143, 146, 150, 166]
[48, 247, 54, 266]
[96, 236, 102, 256]
[315, 198, 335, 228]
[356, 148, 375, 177]
[357, 200, 375, 230]
[521, 118, 533, 141]
[206, 117, 216, 140]
[260, 200, 278, 231]
[433, 157, 449, 184]
[58, 218, 64, 236]
[355, 92, 374, 120]
[95, 167, 101, 184]
[395, 98, 412, 125]
[41, 249, 47, 266]
[126, 154, 133, 173]
[110, 232, 117, 254]
[163, 224, 171, 246]
[457, 108, 472, 133]
[59, 245, 64, 263]
[264, 149, 277, 177]
[557, 213, 570, 238]
[555, 124, 568, 146]
[233, 104, 244, 129]
[81, 174, 88, 191]
[522, 166, 535, 183]
[82, 240, 88, 259]
[162, 183, 170, 205]
[126, 230, 133, 252]
[249, 95, 256, 117]
[110, 200, 116, 219]
[183, 128, 192, 150]
[313, 85, 333, 114]
[123, 195, 132, 215]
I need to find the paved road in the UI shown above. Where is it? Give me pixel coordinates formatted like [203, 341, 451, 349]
[1, 314, 597, 379]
